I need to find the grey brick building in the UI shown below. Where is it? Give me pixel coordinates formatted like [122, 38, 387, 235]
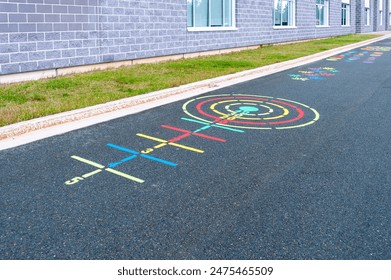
[0, 0, 390, 76]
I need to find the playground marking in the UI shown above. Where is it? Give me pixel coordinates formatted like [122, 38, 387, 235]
[66, 94, 320, 185]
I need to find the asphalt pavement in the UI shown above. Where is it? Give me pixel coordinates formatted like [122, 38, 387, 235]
[1, 39, 391, 260]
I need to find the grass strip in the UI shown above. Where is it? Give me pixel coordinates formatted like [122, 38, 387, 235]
[0, 34, 378, 127]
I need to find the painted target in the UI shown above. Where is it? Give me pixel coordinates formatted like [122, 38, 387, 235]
[182, 94, 320, 130]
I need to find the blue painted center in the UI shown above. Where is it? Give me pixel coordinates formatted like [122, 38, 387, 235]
[239, 106, 259, 112]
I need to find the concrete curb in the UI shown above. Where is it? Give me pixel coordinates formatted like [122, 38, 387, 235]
[0, 46, 261, 85]
[1, 32, 391, 149]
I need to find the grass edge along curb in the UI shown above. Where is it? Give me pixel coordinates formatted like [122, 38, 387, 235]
[0, 34, 387, 141]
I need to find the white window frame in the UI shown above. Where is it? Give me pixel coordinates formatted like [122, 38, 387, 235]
[316, 0, 329, 27]
[365, 8, 370, 26]
[389, 0, 391, 25]
[341, 0, 351, 26]
[187, 0, 237, 32]
[365, 0, 370, 26]
[273, 0, 296, 28]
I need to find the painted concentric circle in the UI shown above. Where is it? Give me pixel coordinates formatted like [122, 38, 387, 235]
[182, 94, 319, 130]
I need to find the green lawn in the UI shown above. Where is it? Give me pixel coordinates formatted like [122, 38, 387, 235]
[0, 34, 378, 127]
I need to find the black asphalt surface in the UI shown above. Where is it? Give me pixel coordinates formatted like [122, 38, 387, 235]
[1, 39, 391, 260]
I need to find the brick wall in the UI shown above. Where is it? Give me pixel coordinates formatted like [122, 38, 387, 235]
[0, 0, 371, 76]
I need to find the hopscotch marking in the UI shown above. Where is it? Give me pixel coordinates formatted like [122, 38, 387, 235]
[65, 155, 144, 185]
[137, 133, 205, 154]
[326, 46, 391, 64]
[65, 94, 319, 185]
[106, 143, 178, 167]
[289, 67, 339, 82]
[290, 46, 390, 82]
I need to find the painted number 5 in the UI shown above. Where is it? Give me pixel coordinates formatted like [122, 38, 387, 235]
[65, 176, 84, 185]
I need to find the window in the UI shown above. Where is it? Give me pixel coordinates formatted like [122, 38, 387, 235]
[341, 0, 350, 26]
[365, 8, 370, 25]
[389, 0, 391, 25]
[187, 0, 235, 29]
[365, 0, 370, 26]
[316, 0, 329, 26]
[390, 0, 391, 25]
[273, 0, 296, 27]
[379, 0, 383, 25]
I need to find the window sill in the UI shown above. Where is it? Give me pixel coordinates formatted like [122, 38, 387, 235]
[316, 25, 330, 28]
[187, 27, 238, 32]
[273, 26, 297, 29]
